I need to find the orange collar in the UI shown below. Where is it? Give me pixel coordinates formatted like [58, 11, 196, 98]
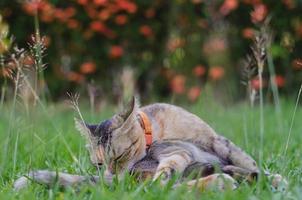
[137, 111, 152, 148]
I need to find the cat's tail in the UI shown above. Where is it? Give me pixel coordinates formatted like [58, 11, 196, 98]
[212, 135, 260, 177]
[13, 170, 99, 191]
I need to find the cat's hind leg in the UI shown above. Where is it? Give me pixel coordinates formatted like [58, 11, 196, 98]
[212, 135, 259, 179]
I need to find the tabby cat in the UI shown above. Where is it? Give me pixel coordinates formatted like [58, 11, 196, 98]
[75, 97, 259, 184]
[14, 97, 287, 191]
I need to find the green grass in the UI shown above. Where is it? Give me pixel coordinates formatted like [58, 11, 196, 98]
[0, 98, 302, 199]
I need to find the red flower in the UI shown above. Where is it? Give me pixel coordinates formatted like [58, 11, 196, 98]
[139, 25, 153, 37]
[22, 1, 39, 15]
[39, 3, 55, 23]
[115, 15, 128, 25]
[251, 3, 268, 23]
[67, 19, 79, 29]
[67, 71, 85, 83]
[77, 0, 88, 5]
[90, 21, 105, 32]
[187, 86, 201, 102]
[80, 62, 97, 74]
[109, 45, 124, 59]
[93, 0, 107, 6]
[170, 75, 186, 94]
[251, 77, 267, 90]
[117, 1, 137, 14]
[274, 75, 286, 88]
[54, 9, 68, 22]
[85, 6, 98, 19]
[193, 65, 206, 77]
[41, 12, 54, 23]
[242, 28, 255, 39]
[220, 0, 238, 16]
[90, 21, 116, 38]
[98, 10, 111, 21]
[65, 7, 76, 18]
[209, 66, 225, 81]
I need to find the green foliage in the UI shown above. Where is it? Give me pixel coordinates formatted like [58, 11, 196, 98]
[0, 98, 302, 199]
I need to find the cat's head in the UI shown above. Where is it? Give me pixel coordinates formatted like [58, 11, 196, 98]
[75, 97, 146, 178]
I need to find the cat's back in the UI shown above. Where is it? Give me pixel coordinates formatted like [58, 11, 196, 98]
[141, 103, 217, 144]
[141, 103, 188, 117]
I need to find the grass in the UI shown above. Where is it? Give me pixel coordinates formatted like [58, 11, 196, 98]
[0, 97, 302, 199]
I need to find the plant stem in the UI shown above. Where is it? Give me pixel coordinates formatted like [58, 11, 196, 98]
[34, 6, 46, 103]
[0, 60, 21, 178]
[284, 83, 302, 155]
[267, 49, 283, 132]
[258, 66, 264, 169]
[12, 129, 19, 177]
[0, 54, 6, 109]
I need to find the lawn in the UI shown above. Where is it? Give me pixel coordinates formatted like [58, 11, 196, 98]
[0, 97, 301, 199]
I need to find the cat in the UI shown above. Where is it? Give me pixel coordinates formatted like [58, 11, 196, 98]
[14, 97, 286, 191]
[74, 97, 259, 184]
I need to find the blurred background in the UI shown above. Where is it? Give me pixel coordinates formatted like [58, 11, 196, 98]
[0, 0, 302, 107]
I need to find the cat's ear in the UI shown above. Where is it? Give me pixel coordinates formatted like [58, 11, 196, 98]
[74, 118, 98, 138]
[112, 96, 139, 129]
[120, 96, 137, 121]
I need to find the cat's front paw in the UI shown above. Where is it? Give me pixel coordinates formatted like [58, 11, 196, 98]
[153, 167, 174, 185]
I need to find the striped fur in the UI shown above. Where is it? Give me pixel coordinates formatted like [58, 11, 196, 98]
[75, 97, 259, 184]
[14, 97, 287, 191]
